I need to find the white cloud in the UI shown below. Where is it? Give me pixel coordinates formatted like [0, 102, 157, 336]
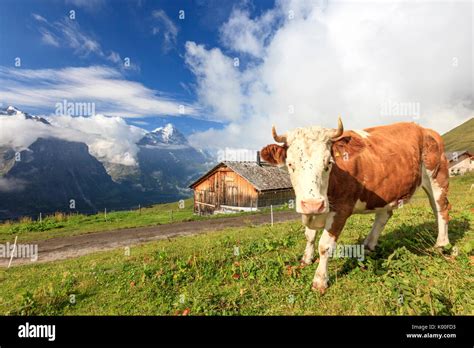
[151, 9, 179, 52]
[0, 178, 27, 193]
[0, 112, 145, 166]
[185, 42, 243, 121]
[49, 114, 145, 166]
[0, 65, 197, 117]
[39, 28, 60, 47]
[31, 13, 136, 70]
[64, 0, 106, 11]
[107, 51, 122, 64]
[54, 18, 102, 57]
[32, 13, 48, 23]
[186, 0, 473, 150]
[219, 8, 278, 57]
[32, 14, 101, 55]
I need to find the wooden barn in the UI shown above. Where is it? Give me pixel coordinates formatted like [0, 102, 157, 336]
[446, 150, 474, 176]
[189, 159, 294, 214]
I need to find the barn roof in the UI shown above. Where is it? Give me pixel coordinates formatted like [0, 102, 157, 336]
[189, 161, 293, 192]
[446, 150, 473, 162]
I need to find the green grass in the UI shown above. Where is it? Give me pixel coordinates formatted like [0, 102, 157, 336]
[0, 199, 290, 243]
[0, 199, 195, 243]
[442, 117, 474, 153]
[0, 174, 472, 315]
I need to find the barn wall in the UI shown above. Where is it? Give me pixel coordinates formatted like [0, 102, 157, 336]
[449, 157, 474, 176]
[192, 167, 259, 214]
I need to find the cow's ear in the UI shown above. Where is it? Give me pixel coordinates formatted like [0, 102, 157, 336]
[260, 144, 287, 165]
[332, 135, 365, 161]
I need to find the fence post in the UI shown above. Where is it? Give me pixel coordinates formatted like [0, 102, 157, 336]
[271, 205, 273, 226]
[39, 212, 42, 223]
[104, 208, 107, 221]
[8, 235, 18, 268]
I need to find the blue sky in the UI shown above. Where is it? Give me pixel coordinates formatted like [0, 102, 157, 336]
[0, 0, 275, 134]
[0, 0, 472, 149]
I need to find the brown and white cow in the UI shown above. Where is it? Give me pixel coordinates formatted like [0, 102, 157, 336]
[261, 118, 450, 293]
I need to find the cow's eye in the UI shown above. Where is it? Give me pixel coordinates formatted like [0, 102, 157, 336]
[324, 158, 335, 172]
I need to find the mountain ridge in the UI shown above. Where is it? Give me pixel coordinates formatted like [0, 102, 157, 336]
[0, 106, 214, 219]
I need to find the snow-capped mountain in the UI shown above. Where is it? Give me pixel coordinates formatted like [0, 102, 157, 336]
[0, 107, 214, 219]
[105, 122, 213, 197]
[0, 105, 50, 125]
[138, 123, 188, 146]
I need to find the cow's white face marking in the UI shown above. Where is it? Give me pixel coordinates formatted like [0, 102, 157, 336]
[285, 127, 334, 214]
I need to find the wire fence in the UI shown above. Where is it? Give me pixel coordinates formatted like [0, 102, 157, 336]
[0, 198, 189, 223]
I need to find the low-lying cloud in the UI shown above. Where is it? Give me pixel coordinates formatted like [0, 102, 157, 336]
[0, 178, 27, 193]
[0, 112, 146, 166]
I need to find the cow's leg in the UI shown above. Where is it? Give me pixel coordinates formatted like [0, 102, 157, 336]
[312, 212, 348, 293]
[429, 180, 450, 247]
[301, 226, 316, 265]
[422, 167, 450, 247]
[363, 209, 393, 251]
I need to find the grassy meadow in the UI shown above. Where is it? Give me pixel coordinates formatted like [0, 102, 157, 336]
[0, 199, 196, 243]
[0, 174, 472, 315]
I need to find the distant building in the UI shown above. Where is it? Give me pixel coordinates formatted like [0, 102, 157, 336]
[446, 150, 474, 176]
[189, 155, 294, 214]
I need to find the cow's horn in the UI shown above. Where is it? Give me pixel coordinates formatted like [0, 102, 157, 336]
[332, 117, 344, 139]
[272, 125, 287, 144]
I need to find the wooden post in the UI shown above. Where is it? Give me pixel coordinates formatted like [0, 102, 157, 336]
[104, 208, 107, 221]
[8, 235, 18, 268]
[39, 212, 42, 223]
[270, 205, 273, 226]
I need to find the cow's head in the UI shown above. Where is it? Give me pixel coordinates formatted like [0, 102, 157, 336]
[260, 118, 344, 215]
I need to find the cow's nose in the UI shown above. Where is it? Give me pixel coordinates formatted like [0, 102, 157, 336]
[300, 199, 326, 214]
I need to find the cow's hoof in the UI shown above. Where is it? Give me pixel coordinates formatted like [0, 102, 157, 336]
[300, 258, 313, 267]
[434, 240, 450, 248]
[311, 281, 327, 294]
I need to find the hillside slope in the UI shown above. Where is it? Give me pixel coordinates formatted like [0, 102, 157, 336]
[442, 117, 474, 153]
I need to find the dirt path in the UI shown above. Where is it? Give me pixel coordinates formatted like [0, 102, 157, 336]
[1, 211, 300, 267]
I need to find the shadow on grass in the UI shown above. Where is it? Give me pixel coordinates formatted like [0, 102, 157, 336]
[7, 289, 97, 315]
[337, 217, 470, 278]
